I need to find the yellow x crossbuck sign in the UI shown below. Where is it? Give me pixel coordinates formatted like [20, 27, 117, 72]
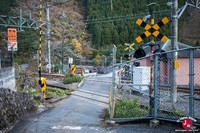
[124, 43, 135, 51]
[136, 17, 169, 43]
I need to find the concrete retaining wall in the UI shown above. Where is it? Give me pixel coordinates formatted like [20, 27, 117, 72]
[0, 66, 16, 91]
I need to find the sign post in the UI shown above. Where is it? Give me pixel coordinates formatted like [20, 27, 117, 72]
[7, 28, 17, 66]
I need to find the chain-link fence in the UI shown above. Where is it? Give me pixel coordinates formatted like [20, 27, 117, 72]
[110, 47, 200, 125]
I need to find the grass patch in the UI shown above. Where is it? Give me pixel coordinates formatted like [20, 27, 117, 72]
[46, 87, 71, 97]
[171, 104, 185, 117]
[114, 98, 148, 118]
[63, 74, 84, 84]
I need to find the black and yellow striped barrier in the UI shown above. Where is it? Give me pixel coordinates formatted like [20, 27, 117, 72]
[121, 81, 133, 84]
[136, 17, 169, 43]
[119, 88, 142, 95]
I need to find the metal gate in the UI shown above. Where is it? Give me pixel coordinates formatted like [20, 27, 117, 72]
[110, 47, 200, 125]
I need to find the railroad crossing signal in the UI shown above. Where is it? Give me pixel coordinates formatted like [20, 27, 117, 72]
[136, 17, 169, 43]
[124, 43, 135, 51]
[125, 43, 135, 60]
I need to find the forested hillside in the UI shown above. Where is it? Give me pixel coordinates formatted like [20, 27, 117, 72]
[0, 0, 199, 66]
[84, 0, 186, 49]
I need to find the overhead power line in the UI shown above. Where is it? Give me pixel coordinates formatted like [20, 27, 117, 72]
[49, 9, 171, 28]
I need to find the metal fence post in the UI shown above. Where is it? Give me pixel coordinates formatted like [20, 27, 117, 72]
[0, 51, 1, 69]
[110, 45, 116, 119]
[189, 48, 194, 118]
[119, 64, 121, 87]
[154, 53, 158, 119]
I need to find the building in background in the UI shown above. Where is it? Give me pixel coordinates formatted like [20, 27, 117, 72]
[130, 39, 200, 87]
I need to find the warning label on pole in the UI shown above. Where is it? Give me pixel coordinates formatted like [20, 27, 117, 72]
[8, 42, 17, 51]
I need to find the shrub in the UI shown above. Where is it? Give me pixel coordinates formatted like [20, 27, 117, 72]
[63, 74, 84, 84]
[54, 64, 61, 73]
[114, 98, 148, 118]
[46, 87, 71, 97]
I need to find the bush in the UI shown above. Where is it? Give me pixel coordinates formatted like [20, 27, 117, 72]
[63, 74, 84, 84]
[54, 64, 61, 73]
[114, 98, 148, 118]
[46, 88, 71, 97]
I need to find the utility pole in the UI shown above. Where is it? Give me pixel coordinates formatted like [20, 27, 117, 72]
[170, 0, 178, 103]
[20, 9, 22, 31]
[62, 11, 65, 74]
[46, 3, 51, 73]
[111, 0, 113, 11]
[29, 11, 32, 19]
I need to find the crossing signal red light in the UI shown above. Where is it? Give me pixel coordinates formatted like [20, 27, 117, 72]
[154, 49, 168, 62]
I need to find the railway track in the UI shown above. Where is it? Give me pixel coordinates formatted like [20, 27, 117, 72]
[158, 85, 200, 95]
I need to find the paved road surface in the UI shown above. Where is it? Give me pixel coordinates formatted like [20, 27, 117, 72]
[9, 74, 191, 133]
[9, 76, 112, 133]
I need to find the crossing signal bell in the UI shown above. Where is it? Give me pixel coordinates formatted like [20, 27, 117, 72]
[133, 48, 146, 59]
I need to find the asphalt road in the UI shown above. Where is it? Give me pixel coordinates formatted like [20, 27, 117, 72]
[8, 74, 197, 133]
[9, 76, 112, 133]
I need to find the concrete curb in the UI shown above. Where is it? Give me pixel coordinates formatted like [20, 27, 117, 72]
[78, 78, 85, 88]
[49, 96, 68, 104]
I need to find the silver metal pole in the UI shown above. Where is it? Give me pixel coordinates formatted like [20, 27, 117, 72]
[46, 3, 51, 73]
[20, 9, 22, 31]
[29, 11, 32, 19]
[154, 53, 158, 119]
[189, 48, 194, 118]
[170, 0, 178, 103]
[110, 45, 116, 119]
[62, 11, 65, 74]
[111, 0, 113, 11]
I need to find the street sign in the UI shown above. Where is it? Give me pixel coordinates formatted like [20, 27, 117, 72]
[69, 58, 73, 64]
[136, 17, 169, 43]
[8, 42, 17, 51]
[46, 64, 51, 69]
[8, 28, 17, 42]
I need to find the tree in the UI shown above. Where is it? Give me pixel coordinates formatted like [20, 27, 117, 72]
[70, 39, 82, 52]
[92, 54, 103, 66]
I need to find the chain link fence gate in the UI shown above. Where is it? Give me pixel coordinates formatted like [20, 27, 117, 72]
[109, 47, 200, 126]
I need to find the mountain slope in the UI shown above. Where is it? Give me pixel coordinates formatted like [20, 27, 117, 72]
[179, 8, 200, 46]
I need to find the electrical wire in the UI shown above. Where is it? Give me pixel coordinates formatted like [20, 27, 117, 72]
[49, 9, 171, 28]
